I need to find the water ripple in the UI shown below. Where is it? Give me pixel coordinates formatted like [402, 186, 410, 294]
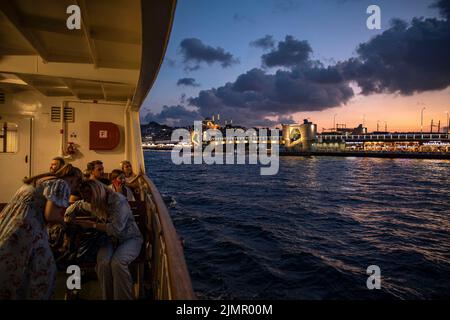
[145, 151, 450, 299]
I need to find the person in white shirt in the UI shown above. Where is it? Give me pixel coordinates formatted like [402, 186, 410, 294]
[73, 180, 142, 300]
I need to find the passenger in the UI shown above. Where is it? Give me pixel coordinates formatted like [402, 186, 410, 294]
[67, 169, 91, 203]
[0, 164, 82, 299]
[119, 160, 141, 187]
[109, 169, 136, 201]
[49, 156, 65, 173]
[74, 180, 142, 300]
[62, 201, 108, 266]
[86, 160, 110, 185]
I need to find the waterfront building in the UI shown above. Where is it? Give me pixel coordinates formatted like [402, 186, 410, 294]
[281, 120, 450, 154]
[314, 132, 450, 153]
[282, 119, 317, 152]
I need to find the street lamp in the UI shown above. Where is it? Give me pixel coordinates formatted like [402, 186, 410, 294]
[333, 114, 337, 131]
[446, 111, 449, 133]
[421, 107, 426, 132]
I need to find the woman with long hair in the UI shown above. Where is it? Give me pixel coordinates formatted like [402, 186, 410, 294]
[109, 169, 135, 201]
[119, 160, 142, 192]
[0, 164, 82, 299]
[74, 179, 142, 300]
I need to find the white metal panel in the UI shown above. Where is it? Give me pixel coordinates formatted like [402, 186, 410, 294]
[0, 114, 31, 203]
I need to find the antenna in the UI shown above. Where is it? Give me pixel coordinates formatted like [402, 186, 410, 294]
[430, 119, 440, 133]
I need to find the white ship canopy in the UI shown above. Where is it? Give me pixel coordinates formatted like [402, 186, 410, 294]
[0, 0, 176, 110]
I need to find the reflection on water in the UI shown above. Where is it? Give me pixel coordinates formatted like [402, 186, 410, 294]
[145, 151, 450, 299]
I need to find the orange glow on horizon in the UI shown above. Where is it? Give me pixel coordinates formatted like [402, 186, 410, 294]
[289, 88, 450, 133]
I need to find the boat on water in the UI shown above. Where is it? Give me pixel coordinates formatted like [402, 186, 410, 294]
[0, 0, 195, 299]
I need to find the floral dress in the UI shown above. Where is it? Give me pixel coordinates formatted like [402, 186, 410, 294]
[0, 179, 70, 299]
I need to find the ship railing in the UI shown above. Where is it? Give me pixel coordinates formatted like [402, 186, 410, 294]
[137, 174, 196, 300]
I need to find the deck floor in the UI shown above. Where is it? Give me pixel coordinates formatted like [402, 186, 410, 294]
[53, 270, 102, 300]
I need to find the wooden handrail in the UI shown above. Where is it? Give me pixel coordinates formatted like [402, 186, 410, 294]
[141, 175, 196, 299]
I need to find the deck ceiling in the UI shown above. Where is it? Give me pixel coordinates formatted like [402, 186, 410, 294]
[0, 0, 142, 102]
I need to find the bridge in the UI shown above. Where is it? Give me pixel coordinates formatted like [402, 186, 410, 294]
[145, 133, 450, 148]
[319, 133, 450, 142]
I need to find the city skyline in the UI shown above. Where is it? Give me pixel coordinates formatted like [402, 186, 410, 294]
[141, 0, 450, 132]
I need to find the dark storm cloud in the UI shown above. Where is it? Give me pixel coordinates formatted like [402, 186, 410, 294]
[278, 116, 296, 124]
[159, 1, 450, 128]
[180, 93, 187, 104]
[432, 0, 450, 19]
[149, 35, 354, 128]
[179, 38, 239, 71]
[339, 15, 450, 95]
[177, 78, 200, 87]
[261, 35, 313, 68]
[186, 35, 354, 126]
[250, 35, 276, 50]
[188, 64, 354, 127]
[144, 105, 201, 127]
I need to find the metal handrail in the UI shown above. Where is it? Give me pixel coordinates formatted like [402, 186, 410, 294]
[140, 175, 196, 300]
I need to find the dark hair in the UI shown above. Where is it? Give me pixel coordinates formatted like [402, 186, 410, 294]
[86, 160, 103, 174]
[24, 164, 82, 185]
[110, 169, 125, 181]
[52, 156, 65, 166]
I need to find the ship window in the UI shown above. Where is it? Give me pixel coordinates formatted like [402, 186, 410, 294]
[0, 122, 19, 153]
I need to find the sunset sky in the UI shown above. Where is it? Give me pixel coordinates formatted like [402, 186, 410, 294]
[141, 0, 450, 132]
